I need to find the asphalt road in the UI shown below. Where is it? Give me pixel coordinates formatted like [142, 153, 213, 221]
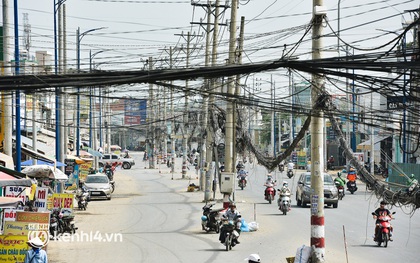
[47, 152, 420, 263]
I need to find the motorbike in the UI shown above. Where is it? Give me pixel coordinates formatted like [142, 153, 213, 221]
[58, 208, 77, 234]
[109, 180, 115, 193]
[277, 190, 291, 215]
[49, 209, 62, 238]
[372, 211, 396, 247]
[334, 181, 345, 200]
[76, 186, 90, 210]
[264, 182, 276, 204]
[201, 203, 223, 233]
[221, 220, 240, 251]
[105, 167, 114, 181]
[287, 169, 294, 179]
[347, 180, 357, 194]
[238, 175, 247, 190]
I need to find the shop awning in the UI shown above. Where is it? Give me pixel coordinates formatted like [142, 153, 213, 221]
[357, 135, 391, 151]
[0, 179, 33, 187]
[0, 197, 24, 209]
[0, 165, 27, 179]
[21, 146, 56, 163]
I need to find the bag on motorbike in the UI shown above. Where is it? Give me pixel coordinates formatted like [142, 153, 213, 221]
[247, 221, 259, 232]
[240, 218, 249, 232]
[295, 245, 311, 263]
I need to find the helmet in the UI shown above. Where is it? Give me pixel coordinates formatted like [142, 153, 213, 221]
[229, 203, 236, 208]
[267, 173, 272, 177]
[283, 181, 288, 187]
[349, 167, 355, 172]
[411, 174, 415, 179]
[380, 200, 387, 205]
[245, 254, 261, 262]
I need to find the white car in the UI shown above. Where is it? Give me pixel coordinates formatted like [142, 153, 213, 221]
[99, 153, 135, 169]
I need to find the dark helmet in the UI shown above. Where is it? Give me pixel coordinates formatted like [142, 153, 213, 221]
[380, 200, 387, 205]
[229, 203, 236, 208]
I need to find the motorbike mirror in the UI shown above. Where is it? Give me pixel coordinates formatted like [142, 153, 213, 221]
[392, 211, 396, 215]
[371, 212, 376, 215]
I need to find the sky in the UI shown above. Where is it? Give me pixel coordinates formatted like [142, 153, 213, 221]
[1, 0, 419, 101]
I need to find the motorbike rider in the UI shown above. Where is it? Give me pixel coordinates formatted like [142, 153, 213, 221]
[334, 172, 346, 188]
[346, 167, 357, 189]
[278, 160, 285, 172]
[237, 168, 248, 185]
[373, 200, 393, 241]
[407, 174, 419, 193]
[278, 181, 291, 207]
[236, 161, 244, 172]
[219, 203, 242, 245]
[264, 174, 277, 197]
[327, 155, 335, 170]
[287, 160, 295, 171]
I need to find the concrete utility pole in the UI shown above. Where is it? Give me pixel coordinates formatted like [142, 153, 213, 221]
[169, 47, 175, 174]
[223, 0, 238, 207]
[2, 0, 13, 156]
[148, 57, 156, 169]
[310, 1, 326, 262]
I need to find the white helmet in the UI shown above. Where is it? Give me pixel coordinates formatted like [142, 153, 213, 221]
[245, 254, 261, 262]
[283, 181, 288, 187]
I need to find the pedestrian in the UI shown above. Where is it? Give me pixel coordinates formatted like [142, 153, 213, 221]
[24, 236, 48, 263]
[244, 254, 261, 262]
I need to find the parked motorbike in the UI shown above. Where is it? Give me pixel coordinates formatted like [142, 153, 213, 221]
[49, 209, 62, 238]
[238, 175, 247, 190]
[277, 190, 291, 215]
[76, 186, 90, 210]
[58, 208, 77, 234]
[347, 180, 357, 194]
[287, 169, 294, 179]
[334, 182, 345, 200]
[372, 211, 396, 247]
[201, 203, 223, 233]
[264, 182, 276, 204]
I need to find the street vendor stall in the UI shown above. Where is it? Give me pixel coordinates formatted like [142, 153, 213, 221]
[21, 165, 68, 193]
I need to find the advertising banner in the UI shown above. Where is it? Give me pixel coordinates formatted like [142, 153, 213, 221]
[51, 193, 74, 209]
[33, 187, 48, 211]
[0, 235, 29, 263]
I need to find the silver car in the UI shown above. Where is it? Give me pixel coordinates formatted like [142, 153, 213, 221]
[83, 173, 112, 200]
[296, 172, 338, 208]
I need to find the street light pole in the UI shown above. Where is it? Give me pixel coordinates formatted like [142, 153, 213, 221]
[76, 27, 106, 156]
[54, 0, 66, 164]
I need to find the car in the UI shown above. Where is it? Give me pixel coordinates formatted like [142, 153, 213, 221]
[83, 173, 112, 200]
[296, 172, 339, 208]
[99, 153, 135, 169]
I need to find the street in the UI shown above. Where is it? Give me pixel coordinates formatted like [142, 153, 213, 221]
[47, 152, 420, 263]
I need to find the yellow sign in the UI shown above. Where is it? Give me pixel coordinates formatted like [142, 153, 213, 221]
[51, 193, 74, 209]
[0, 235, 29, 263]
[3, 222, 30, 236]
[16, 211, 50, 224]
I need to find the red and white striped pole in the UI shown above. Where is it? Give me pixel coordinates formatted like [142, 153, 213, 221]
[310, 0, 326, 261]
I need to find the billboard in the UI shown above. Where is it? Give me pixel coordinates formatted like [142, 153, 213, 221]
[124, 99, 147, 125]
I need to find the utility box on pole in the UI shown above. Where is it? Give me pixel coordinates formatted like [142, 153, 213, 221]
[220, 172, 235, 194]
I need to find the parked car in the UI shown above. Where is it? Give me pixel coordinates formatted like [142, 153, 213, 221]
[83, 173, 112, 200]
[99, 153, 135, 169]
[296, 172, 338, 208]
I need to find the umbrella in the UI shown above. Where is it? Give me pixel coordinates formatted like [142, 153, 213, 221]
[21, 159, 67, 167]
[83, 147, 104, 157]
[21, 165, 69, 181]
[66, 155, 86, 164]
[79, 150, 92, 158]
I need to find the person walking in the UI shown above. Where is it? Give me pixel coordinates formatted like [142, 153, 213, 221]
[24, 236, 48, 263]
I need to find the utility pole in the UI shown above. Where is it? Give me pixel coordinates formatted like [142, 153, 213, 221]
[310, 1, 326, 262]
[223, 0, 238, 208]
[2, 0, 13, 157]
[148, 57, 156, 169]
